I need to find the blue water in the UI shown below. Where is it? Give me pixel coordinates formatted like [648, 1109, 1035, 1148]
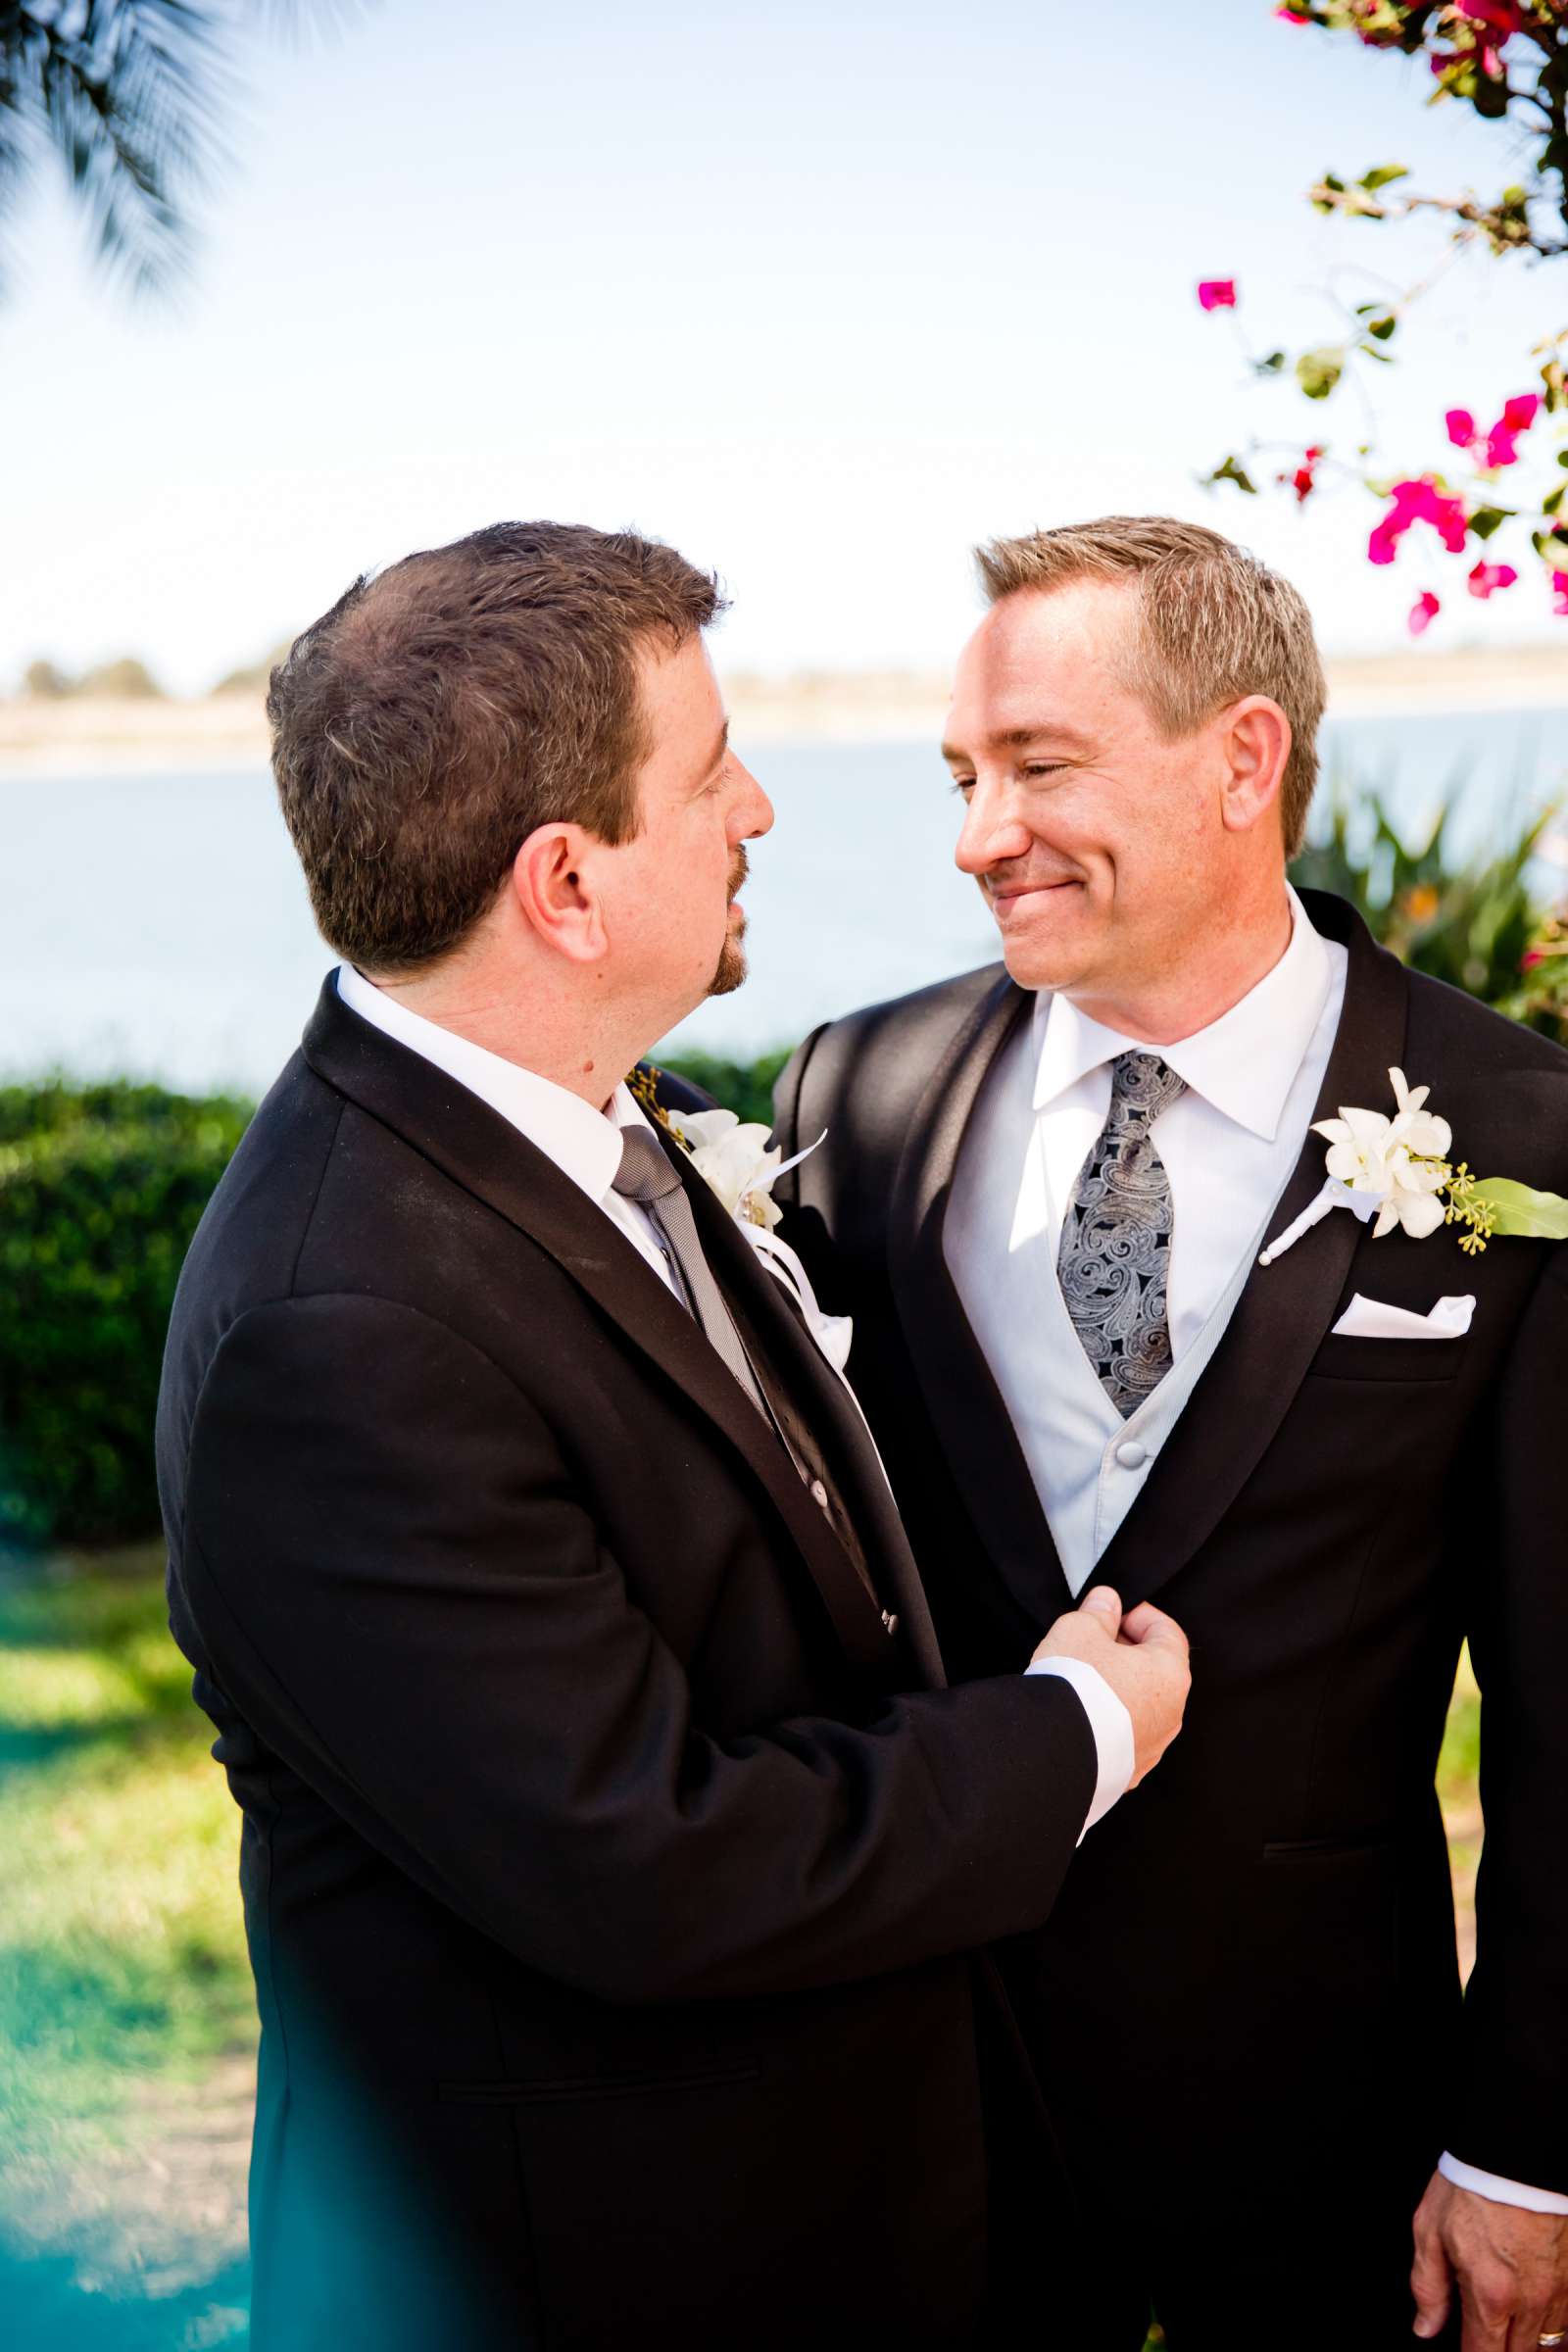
[5, 708, 1566, 1095]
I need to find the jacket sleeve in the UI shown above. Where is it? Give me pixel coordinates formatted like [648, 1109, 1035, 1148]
[1449, 1246, 1568, 2194]
[179, 1290, 1097, 2007]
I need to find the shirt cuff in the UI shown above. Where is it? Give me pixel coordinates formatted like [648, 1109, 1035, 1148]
[1438, 2152, 1568, 2215]
[1025, 1657, 1135, 1841]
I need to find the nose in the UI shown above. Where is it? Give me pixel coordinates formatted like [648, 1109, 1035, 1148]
[955, 775, 1033, 876]
[730, 758, 774, 841]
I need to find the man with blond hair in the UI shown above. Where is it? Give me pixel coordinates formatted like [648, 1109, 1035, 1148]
[773, 517, 1568, 2349]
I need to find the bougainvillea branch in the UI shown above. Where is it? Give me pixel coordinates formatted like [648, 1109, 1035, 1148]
[1200, 2, 1568, 1031]
[1199, 1, 1568, 638]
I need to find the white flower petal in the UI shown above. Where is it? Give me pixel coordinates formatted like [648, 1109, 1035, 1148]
[1405, 1112, 1450, 1160]
[1395, 1189, 1447, 1240]
[1343, 1106, 1394, 1148]
[667, 1107, 739, 1150]
[1372, 1199, 1399, 1239]
[1312, 1118, 1353, 1147]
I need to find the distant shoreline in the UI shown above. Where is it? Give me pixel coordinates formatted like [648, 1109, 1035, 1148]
[2, 644, 1566, 777]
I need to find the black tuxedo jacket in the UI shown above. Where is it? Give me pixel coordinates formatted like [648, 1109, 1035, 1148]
[772, 891, 1568, 2312]
[155, 978, 1099, 2352]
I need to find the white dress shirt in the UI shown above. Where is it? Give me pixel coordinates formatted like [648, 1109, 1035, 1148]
[335, 965, 1134, 1843]
[942, 897, 1562, 2216]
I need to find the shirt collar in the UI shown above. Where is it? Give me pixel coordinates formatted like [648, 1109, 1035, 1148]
[1030, 887, 1333, 1144]
[335, 963, 651, 1209]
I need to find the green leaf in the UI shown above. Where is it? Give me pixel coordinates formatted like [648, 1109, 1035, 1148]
[1205, 455, 1259, 495]
[1358, 341, 1395, 364]
[1466, 1179, 1568, 1242]
[1557, 449, 1568, 468]
[1359, 165, 1409, 192]
[1469, 507, 1511, 541]
[1253, 351, 1288, 375]
[1296, 346, 1345, 401]
[1323, 172, 1346, 193]
[1365, 313, 1396, 341]
[1544, 484, 1567, 519]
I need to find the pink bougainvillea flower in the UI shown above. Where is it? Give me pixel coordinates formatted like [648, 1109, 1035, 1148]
[1369, 477, 1469, 565]
[1447, 394, 1540, 470]
[1273, 3, 1312, 18]
[1523, 947, 1546, 970]
[1408, 591, 1441, 636]
[1552, 570, 1568, 618]
[1467, 560, 1518, 599]
[1198, 280, 1237, 312]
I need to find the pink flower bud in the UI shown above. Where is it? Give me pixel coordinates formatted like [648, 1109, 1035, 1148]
[1467, 561, 1518, 599]
[1198, 280, 1237, 312]
[1446, 410, 1477, 449]
[1500, 393, 1540, 434]
[1408, 591, 1441, 636]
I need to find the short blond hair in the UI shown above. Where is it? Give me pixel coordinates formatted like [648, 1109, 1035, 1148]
[974, 515, 1325, 858]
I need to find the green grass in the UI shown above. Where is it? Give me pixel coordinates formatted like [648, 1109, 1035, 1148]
[0, 1554, 254, 2181]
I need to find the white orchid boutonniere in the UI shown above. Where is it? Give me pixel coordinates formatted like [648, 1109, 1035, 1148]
[1260, 1066, 1568, 1267]
[663, 1107, 786, 1229]
[626, 1070, 854, 1374]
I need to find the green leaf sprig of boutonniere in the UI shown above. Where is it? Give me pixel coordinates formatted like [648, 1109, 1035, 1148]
[1260, 1067, 1568, 1267]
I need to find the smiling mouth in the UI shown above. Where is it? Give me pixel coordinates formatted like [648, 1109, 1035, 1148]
[988, 879, 1082, 909]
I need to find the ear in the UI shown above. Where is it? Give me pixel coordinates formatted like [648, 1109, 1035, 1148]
[1216, 696, 1291, 838]
[511, 824, 610, 965]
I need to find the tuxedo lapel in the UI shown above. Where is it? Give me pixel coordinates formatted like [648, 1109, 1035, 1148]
[1096, 893, 1412, 1611]
[688, 1164, 948, 1689]
[302, 982, 896, 1680]
[888, 971, 1076, 1628]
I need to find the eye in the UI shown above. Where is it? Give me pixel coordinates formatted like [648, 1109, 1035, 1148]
[1022, 761, 1068, 781]
[949, 776, 975, 799]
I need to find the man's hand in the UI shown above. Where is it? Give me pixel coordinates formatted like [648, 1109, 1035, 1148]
[1030, 1585, 1190, 1787]
[1412, 2171, 1568, 2347]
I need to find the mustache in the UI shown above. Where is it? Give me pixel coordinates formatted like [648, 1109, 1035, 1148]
[727, 847, 749, 901]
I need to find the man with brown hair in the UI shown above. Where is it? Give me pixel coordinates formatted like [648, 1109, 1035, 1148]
[773, 516, 1568, 2349]
[156, 520, 1191, 2350]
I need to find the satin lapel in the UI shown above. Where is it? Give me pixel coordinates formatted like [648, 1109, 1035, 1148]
[687, 1164, 948, 1690]
[887, 970, 1076, 1629]
[301, 982, 894, 1679]
[1096, 894, 1412, 1612]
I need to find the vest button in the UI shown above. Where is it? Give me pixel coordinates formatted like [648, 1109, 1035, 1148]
[1114, 1440, 1149, 1470]
[809, 1478, 830, 1509]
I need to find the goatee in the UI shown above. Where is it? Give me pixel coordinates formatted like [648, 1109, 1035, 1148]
[708, 848, 750, 998]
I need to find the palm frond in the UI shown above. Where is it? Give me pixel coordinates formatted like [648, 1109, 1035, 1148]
[0, 0, 360, 300]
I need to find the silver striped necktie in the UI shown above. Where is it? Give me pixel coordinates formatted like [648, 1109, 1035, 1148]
[612, 1126, 770, 1420]
[1055, 1050, 1188, 1420]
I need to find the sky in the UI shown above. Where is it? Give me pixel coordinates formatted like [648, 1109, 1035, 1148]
[3, 0, 1564, 694]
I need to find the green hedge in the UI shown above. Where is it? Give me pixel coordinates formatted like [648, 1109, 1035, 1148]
[658, 1047, 794, 1129]
[0, 1089, 251, 1550]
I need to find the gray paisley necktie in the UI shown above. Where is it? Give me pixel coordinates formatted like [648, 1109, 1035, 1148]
[1056, 1051, 1188, 1419]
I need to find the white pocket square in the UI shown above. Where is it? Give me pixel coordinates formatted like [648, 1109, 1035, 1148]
[1331, 1292, 1476, 1340]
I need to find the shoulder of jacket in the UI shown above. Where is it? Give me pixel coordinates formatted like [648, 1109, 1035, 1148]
[812, 959, 1009, 1072]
